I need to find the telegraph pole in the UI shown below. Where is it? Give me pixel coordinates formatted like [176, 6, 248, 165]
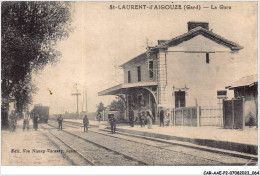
[85, 89, 88, 113]
[71, 86, 81, 118]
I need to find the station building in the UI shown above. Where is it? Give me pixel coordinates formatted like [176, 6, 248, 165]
[98, 22, 243, 125]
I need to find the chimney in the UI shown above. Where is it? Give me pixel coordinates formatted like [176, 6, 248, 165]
[188, 21, 209, 31]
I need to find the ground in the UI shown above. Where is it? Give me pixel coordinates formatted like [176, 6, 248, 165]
[1, 119, 257, 166]
[1, 119, 70, 166]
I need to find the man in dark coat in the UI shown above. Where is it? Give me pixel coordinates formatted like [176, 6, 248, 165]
[129, 108, 135, 127]
[57, 114, 63, 130]
[97, 112, 102, 123]
[83, 115, 89, 132]
[159, 110, 165, 127]
[109, 116, 116, 134]
[33, 113, 39, 130]
[140, 111, 146, 127]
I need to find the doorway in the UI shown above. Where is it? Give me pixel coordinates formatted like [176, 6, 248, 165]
[175, 91, 186, 108]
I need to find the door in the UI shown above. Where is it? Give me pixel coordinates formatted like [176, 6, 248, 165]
[175, 91, 186, 108]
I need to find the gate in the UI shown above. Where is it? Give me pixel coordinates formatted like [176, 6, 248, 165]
[223, 98, 245, 129]
[172, 106, 199, 126]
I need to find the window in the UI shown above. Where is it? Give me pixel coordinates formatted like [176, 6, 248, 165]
[206, 53, 209, 64]
[137, 66, 141, 82]
[175, 91, 186, 108]
[128, 71, 131, 83]
[149, 61, 153, 78]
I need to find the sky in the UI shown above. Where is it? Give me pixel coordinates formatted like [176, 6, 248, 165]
[31, 2, 258, 114]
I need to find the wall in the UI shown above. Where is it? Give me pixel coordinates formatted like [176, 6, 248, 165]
[123, 53, 157, 84]
[121, 34, 242, 113]
[234, 86, 258, 125]
[163, 35, 239, 108]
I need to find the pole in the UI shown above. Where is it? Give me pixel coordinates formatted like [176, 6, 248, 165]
[242, 98, 245, 130]
[86, 90, 88, 113]
[76, 88, 78, 114]
[71, 85, 81, 119]
[232, 98, 234, 129]
[181, 109, 184, 126]
[196, 105, 200, 127]
[174, 108, 176, 126]
[82, 89, 84, 113]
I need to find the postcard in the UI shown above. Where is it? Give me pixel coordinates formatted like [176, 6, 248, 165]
[1, 1, 258, 175]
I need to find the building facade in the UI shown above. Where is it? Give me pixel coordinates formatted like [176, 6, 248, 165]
[98, 22, 243, 123]
[226, 74, 258, 126]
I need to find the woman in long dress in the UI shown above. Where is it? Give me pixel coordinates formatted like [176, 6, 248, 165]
[147, 111, 152, 129]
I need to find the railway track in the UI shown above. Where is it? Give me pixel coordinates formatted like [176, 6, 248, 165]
[42, 123, 148, 166]
[40, 124, 96, 166]
[59, 120, 258, 166]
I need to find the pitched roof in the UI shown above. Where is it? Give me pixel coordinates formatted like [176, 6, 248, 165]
[226, 74, 258, 89]
[156, 26, 243, 51]
[119, 52, 146, 68]
[120, 25, 243, 67]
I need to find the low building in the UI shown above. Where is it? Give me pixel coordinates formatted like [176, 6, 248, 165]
[226, 74, 258, 126]
[98, 21, 243, 124]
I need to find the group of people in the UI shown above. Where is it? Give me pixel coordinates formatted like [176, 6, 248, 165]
[23, 112, 40, 131]
[129, 108, 170, 129]
[56, 114, 115, 134]
[129, 108, 154, 129]
[56, 114, 89, 132]
[8, 111, 41, 132]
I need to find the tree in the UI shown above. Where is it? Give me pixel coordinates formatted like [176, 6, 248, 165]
[96, 102, 106, 113]
[107, 97, 125, 113]
[1, 2, 72, 127]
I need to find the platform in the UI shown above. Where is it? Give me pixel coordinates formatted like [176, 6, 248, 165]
[66, 119, 258, 155]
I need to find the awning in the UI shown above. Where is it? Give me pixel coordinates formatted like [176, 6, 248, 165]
[98, 82, 158, 96]
[225, 74, 258, 90]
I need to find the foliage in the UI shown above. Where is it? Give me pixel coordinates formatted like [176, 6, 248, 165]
[107, 97, 125, 113]
[246, 112, 256, 127]
[1, 2, 72, 126]
[96, 102, 106, 113]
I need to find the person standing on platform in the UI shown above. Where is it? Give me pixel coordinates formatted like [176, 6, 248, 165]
[165, 110, 170, 126]
[33, 113, 39, 130]
[23, 111, 30, 131]
[109, 116, 116, 134]
[129, 108, 135, 127]
[83, 115, 89, 132]
[140, 111, 145, 127]
[159, 110, 165, 127]
[146, 111, 152, 129]
[32, 113, 35, 130]
[97, 112, 102, 123]
[57, 114, 63, 130]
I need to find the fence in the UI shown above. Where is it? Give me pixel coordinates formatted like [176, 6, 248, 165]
[200, 105, 223, 126]
[171, 105, 224, 127]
